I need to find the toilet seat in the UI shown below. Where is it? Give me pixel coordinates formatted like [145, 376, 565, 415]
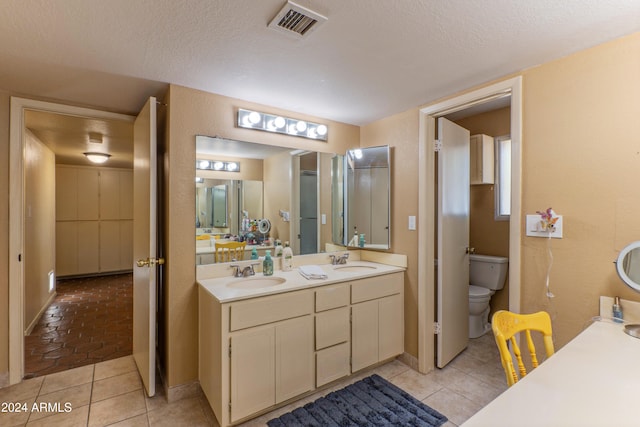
[469, 285, 492, 298]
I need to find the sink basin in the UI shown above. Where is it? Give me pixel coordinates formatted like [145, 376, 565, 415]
[227, 276, 286, 289]
[334, 265, 378, 272]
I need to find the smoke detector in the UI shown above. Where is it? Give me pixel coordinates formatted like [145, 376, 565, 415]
[268, 1, 327, 38]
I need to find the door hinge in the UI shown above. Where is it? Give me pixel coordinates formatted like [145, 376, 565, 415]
[229, 402, 232, 413]
[434, 140, 442, 152]
[228, 342, 232, 358]
[433, 322, 442, 334]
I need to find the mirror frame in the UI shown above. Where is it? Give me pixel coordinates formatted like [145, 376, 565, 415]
[615, 241, 640, 292]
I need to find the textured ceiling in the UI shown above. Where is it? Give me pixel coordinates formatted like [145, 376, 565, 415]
[2, 0, 639, 127]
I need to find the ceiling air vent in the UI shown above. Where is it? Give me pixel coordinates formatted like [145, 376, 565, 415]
[268, 1, 327, 38]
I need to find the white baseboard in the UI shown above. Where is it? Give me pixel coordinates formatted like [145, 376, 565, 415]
[24, 291, 56, 336]
[398, 352, 419, 371]
[0, 371, 9, 388]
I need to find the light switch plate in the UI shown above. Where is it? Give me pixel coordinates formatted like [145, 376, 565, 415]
[321, 213, 326, 225]
[408, 215, 416, 230]
[526, 214, 563, 238]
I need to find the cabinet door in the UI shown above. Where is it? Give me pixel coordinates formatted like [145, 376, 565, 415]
[275, 316, 313, 403]
[351, 300, 379, 372]
[99, 170, 120, 220]
[56, 167, 78, 221]
[77, 169, 99, 220]
[378, 294, 404, 361]
[100, 220, 121, 272]
[119, 170, 133, 219]
[56, 221, 78, 276]
[230, 326, 275, 422]
[77, 221, 100, 274]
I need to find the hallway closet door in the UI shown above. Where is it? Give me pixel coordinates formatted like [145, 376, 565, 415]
[436, 117, 470, 368]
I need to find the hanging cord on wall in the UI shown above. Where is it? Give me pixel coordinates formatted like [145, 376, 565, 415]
[545, 231, 554, 299]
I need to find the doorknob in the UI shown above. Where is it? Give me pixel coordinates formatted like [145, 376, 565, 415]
[466, 247, 476, 254]
[136, 257, 165, 268]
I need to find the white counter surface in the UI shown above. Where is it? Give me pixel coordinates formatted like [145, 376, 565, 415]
[198, 261, 405, 303]
[462, 319, 640, 427]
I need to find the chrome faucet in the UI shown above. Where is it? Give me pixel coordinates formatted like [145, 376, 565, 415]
[329, 253, 349, 265]
[230, 263, 260, 277]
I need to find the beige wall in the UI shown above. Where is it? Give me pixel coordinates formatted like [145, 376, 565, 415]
[24, 130, 56, 331]
[164, 85, 359, 387]
[518, 32, 640, 347]
[455, 107, 511, 315]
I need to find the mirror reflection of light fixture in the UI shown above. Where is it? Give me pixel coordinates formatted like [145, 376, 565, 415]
[195, 159, 241, 172]
[237, 108, 328, 141]
[84, 152, 111, 164]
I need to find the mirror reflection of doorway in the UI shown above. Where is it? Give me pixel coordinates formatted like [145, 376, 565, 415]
[298, 152, 318, 255]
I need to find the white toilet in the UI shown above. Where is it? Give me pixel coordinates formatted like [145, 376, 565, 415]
[468, 254, 509, 338]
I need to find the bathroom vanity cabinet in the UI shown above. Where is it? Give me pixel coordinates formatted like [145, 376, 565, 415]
[199, 269, 404, 427]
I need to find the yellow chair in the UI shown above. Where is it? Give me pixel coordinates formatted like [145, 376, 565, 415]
[215, 241, 247, 263]
[491, 310, 555, 387]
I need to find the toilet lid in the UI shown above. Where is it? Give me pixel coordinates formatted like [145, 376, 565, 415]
[469, 285, 492, 297]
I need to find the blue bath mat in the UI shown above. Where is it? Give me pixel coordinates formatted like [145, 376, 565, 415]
[267, 374, 448, 427]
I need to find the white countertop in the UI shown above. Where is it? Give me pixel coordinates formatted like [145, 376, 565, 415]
[198, 261, 405, 303]
[462, 319, 640, 427]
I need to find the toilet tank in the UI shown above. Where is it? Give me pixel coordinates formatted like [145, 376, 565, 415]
[469, 254, 509, 290]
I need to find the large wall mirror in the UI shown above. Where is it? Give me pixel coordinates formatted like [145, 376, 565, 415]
[344, 145, 391, 249]
[195, 137, 392, 264]
[195, 135, 345, 265]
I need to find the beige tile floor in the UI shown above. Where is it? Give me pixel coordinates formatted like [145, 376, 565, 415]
[0, 333, 506, 427]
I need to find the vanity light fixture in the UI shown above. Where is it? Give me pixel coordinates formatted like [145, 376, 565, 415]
[196, 160, 240, 173]
[84, 152, 111, 164]
[237, 108, 328, 141]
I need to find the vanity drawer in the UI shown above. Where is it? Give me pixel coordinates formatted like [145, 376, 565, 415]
[315, 283, 350, 312]
[229, 291, 313, 331]
[316, 342, 350, 387]
[315, 307, 349, 350]
[351, 273, 402, 304]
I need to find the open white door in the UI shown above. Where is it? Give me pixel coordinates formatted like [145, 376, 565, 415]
[436, 117, 470, 368]
[133, 97, 160, 396]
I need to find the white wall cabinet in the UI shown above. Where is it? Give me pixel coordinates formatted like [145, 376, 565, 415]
[199, 271, 404, 427]
[470, 134, 495, 185]
[55, 165, 133, 276]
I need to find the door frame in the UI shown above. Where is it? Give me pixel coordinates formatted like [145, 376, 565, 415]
[8, 97, 133, 385]
[417, 77, 522, 373]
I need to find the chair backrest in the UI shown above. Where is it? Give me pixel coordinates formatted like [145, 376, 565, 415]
[215, 241, 247, 263]
[491, 310, 555, 387]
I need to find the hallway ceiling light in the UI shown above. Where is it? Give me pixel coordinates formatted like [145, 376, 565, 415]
[84, 152, 111, 164]
[237, 108, 328, 141]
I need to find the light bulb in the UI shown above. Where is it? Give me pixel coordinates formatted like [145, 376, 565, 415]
[248, 111, 261, 124]
[316, 124, 327, 136]
[274, 116, 286, 128]
[226, 162, 238, 171]
[198, 160, 210, 169]
[213, 161, 224, 170]
[296, 120, 307, 132]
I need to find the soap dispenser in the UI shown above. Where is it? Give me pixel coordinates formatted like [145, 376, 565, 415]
[613, 296, 623, 323]
[263, 250, 273, 276]
[251, 247, 258, 260]
[282, 242, 293, 272]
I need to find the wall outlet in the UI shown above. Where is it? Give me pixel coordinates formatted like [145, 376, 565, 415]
[526, 214, 563, 238]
